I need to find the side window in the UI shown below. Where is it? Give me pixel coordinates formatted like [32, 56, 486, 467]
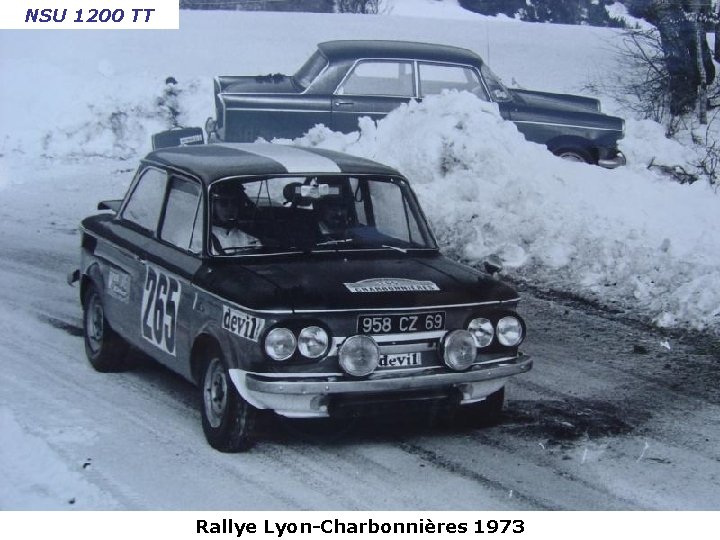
[349, 177, 367, 225]
[122, 168, 168, 233]
[338, 61, 414, 97]
[418, 63, 485, 99]
[190, 201, 204, 254]
[160, 176, 202, 252]
[369, 181, 421, 243]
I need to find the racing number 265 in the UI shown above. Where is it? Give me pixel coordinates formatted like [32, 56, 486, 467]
[141, 266, 181, 355]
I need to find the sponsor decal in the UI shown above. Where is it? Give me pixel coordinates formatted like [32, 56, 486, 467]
[344, 278, 440, 293]
[222, 305, 265, 342]
[179, 134, 203, 145]
[107, 269, 130, 303]
[141, 265, 181, 356]
[378, 352, 422, 369]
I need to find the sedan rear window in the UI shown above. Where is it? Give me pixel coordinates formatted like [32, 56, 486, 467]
[294, 49, 328, 90]
[419, 63, 483, 98]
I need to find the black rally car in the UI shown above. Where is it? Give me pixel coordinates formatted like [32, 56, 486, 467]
[72, 141, 531, 452]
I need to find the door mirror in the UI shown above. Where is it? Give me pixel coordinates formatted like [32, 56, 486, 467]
[98, 200, 122, 213]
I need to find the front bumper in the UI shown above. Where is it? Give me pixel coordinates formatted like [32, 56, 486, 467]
[229, 354, 532, 418]
[598, 149, 626, 169]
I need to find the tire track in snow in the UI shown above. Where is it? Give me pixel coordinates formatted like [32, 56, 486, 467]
[396, 442, 551, 510]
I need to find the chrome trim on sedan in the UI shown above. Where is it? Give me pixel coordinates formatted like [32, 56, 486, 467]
[598, 151, 627, 169]
[513, 120, 622, 132]
[216, 105, 333, 113]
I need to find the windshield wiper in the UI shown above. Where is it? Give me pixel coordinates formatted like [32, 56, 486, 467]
[219, 246, 262, 255]
[315, 238, 354, 247]
[382, 244, 409, 254]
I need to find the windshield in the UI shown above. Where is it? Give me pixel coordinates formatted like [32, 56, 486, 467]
[480, 63, 511, 102]
[293, 49, 328, 90]
[208, 175, 437, 256]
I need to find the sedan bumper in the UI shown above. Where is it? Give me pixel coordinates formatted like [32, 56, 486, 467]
[598, 150, 626, 169]
[229, 354, 532, 418]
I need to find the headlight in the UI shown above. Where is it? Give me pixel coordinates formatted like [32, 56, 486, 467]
[298, 326, 329, 358]
[264, 327, 297, 361]
[339, 335, 379, 377]
[468, 318, 494, 348]
[497, 316, 523, 346]
[443, 329, 476, 371]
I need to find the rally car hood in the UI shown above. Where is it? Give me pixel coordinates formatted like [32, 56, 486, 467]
[198, 254, 518, 312]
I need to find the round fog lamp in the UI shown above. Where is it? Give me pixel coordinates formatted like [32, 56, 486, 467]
[339, 335, 379, 377]
[264, 328, 297, 361]
[443, 329, 476, 371]
[497, 316, 523, 346]
[298, 326, 329, 358]
[468, 318, 494, 348]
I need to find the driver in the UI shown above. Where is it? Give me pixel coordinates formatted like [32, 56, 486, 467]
[316, 197, 352, 236]
[210, 183, 261, 254]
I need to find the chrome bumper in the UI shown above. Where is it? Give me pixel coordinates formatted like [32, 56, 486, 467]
[229, 354, 532, 418]
[598, 150, 626, 169]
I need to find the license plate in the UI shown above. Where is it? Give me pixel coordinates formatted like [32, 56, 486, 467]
[357, 311, 445, 335]
[378, 352, 422, 369]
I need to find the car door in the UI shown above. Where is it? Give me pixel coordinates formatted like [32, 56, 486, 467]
[137, 174, 204, 374]
[100, 166, 168, 342]
[331, 60, 416, 133]
[222, 94, 333, 142]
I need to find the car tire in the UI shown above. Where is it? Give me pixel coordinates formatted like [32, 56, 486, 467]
[200, 352, 257, 452]
[553, 147, 595, 164]
[462, 387, 505, 428]
[82, 284, 130, 372]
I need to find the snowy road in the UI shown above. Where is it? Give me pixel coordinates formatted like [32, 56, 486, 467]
[1, 160, 719, 510]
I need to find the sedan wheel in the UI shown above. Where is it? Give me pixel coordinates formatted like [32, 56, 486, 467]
[203, 358, 229, 429]
[553, 147, 594, 164]
[200, 353, 257, 452]
[462, 387, 505, 428]
[82, 285, 129, 372]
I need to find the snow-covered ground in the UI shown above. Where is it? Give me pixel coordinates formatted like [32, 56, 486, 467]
[1, 2, 720, 511]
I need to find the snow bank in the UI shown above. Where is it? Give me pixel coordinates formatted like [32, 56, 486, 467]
[0, 408, 117, 509]
[287, 92, 720, 331]
[5, 78, 209, 160]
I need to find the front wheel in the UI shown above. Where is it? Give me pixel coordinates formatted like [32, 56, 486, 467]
[82, 284, 129, 372]
[462, 387, 505, 428]
[552, 147, 595, 164]
[200, 354, 257, 452]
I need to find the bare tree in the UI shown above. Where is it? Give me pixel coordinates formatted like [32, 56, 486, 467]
[584, 28, 671, 124]
[335, 0, 379, 13]
[715, 0, 720, 61]
[626, 0, 715, 118]
[692, 1, 709, 123]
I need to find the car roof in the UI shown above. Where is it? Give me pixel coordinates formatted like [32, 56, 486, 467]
[317, 40, 482, 65]
[143, 143, 402, 185]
